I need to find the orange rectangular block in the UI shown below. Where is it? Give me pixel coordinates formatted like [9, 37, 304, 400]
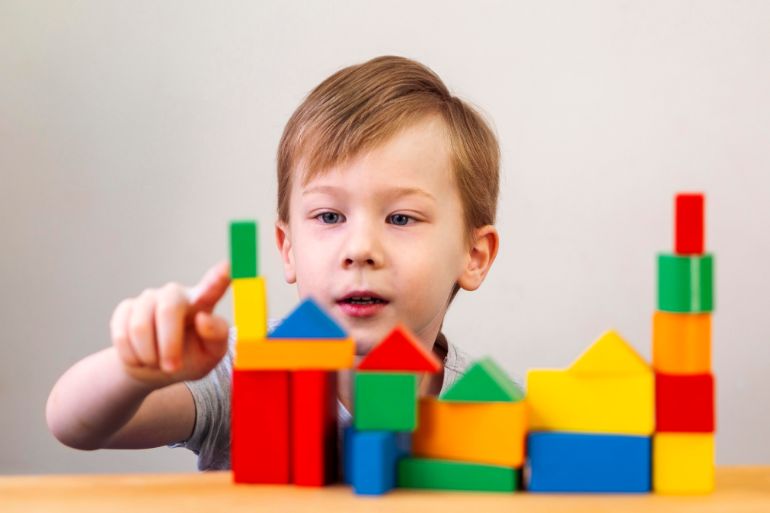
[653, 311, 711, 374]
[412, 398, 527, 467]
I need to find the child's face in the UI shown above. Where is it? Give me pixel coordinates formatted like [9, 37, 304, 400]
[276, 115, 487, 354]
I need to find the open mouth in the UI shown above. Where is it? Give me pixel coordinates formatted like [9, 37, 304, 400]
[339, 296, 388, 305]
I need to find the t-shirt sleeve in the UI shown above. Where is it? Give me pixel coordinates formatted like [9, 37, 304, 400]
[168, 330, 235, 471]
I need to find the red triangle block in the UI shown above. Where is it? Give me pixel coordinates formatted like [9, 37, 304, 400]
[358, 325, 441, 372]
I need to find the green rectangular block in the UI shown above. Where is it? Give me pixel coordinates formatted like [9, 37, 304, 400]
[657, 253, 714, 313]
[397, 458, 519, 492]
[354, 372, 417, 431]
[230, 220, 258, 278]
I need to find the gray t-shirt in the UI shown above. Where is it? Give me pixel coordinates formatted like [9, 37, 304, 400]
[170, 325, 473, 471]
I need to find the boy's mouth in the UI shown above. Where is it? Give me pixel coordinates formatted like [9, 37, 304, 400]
[336, 291, 390, 318]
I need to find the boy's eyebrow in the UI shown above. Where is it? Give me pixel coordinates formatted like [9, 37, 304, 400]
[303, 185, 436, 201]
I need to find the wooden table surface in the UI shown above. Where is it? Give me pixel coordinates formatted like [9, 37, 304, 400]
[1, 466, 769, 513]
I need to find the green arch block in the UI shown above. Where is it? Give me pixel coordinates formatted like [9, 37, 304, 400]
[657, 253, 714, 313]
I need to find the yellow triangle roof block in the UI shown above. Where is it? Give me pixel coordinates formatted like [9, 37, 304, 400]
[569, 330, 650, 375]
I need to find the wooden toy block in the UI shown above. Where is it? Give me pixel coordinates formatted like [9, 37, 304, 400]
[235, 339, 354, 370]
[354, 372, 418, 431]
[398, 458, 519, 492]
[232, 277, 267, 341]
[269, 297, 346, 339]
[653, 311, 711, 373]
[292, 370, 338, 486]
[231, 369, 290, 484]
[655, 372, 715, 432]
[569, 330, 651, 375]
[344, 428, 410, 485]
[412, 398, 527, 467]
[229, 220, 258, 279]
[357, 324, 441, 372]
[440, 357, 524, 402]
[658, 253, 714, 313]
[675, 193, 705, 255]
[527, 432, 651, 493]
[526, 331, 654, 435]
[349, 431, 401, 495]
[653, 433, 715, 494]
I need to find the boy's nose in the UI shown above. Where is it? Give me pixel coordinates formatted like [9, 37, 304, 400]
[342, 223, 384, 270]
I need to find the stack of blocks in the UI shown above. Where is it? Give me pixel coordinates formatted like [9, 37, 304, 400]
[345, 326, 441, 494]
[653, 193, 716, 494]
[526, 330, 655, 492]
[405, 358, 527, 492]
[230, 220, 355, 486]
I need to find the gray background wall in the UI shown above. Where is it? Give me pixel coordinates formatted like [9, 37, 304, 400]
[1, 1, 768, 474]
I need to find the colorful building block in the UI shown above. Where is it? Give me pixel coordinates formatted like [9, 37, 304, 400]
[230, 220, 258, 279]
[657, 253, 714, 313]
[349, 431, 401, 495]
[527, 432, 651, 493]
[354, 372, 418, 431]
[655, 372, 715, 432]
[343, 428, 410, 485]
[652, 311, 711, 373]
[441, 357, 524, 402]
[232, 277, 267, 340]
[653, 433, 715, 494]
[398, 458, 519, 492]
[235, 339, 354, 370]
[231, 370, 290, 484]
[412, 398, 527, 467]
[526, 331, 654, 435]
[357, 325, 441, 372]
[292, 371, 338, 486]
[675, 193, 704, 255]
[269, 297, 346, 339]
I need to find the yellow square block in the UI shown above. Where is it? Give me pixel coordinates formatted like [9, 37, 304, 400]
[234, 338, 354, 370]
[654, 433, 715, 494]
[232, 277, 267, 340]
[526, 370, 654, 434]
[411, 397, 527, 467]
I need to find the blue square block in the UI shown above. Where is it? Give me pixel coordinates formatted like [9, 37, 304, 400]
[344, 430, 411, 495]
[527, 432, 651, 493]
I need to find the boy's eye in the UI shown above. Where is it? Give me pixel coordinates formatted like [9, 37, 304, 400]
[388, 213, 413, 226]
[316, 212, 344, 224]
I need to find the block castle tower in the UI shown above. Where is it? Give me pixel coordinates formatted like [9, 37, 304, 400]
[652, 193, 716, 494]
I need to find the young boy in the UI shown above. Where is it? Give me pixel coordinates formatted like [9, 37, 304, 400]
[46, 55, 501, 471]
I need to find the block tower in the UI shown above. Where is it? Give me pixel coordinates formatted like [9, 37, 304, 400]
[229, 220, 355, 486]
[526, 331, 654, 492]
[652, 193, 716, 494]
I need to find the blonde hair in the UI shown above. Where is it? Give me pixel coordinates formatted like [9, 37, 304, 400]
[276, 55, 500, 245]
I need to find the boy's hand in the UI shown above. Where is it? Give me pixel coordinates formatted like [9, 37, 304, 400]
[110, 261, 231, 388]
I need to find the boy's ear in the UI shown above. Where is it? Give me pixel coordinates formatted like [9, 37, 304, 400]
[457, 225, 499, 292]
[275, 220, 297, 284]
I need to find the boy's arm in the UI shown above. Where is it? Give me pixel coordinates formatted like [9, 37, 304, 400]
[46, 261, 230, 451]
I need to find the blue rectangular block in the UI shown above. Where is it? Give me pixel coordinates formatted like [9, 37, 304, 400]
[345, 429, 411, 495]
[528, 432, 651, 493]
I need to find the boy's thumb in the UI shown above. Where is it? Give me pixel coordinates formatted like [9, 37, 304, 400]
[194, 311, 230, 346]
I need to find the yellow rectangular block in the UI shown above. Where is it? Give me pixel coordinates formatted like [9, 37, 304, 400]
[412, 397, 527, 467]
[232, 277, 267, 340]
[234, 338, 354, 370]
[526, 370, 654, 434]
[654, 433, 715, 494]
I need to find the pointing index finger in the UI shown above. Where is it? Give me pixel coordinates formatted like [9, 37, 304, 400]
[188, 260, 231, 314]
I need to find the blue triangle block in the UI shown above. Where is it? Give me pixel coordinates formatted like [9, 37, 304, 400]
[268, 297, 347, 339]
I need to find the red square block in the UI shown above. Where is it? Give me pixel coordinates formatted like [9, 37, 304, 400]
[655, 372, 715, 433]
[232, 369, 291, 483]
[675, 193, 705, 255]
[292, 370, 339, 486]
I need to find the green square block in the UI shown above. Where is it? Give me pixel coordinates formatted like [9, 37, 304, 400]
[354, 372, 417, 431]
[657, 253, 714, 313]
[230, 221, 258, 278]
[397, 458, 519, 492]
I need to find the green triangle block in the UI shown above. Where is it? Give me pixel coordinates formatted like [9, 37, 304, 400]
[440, 357, 524, 402]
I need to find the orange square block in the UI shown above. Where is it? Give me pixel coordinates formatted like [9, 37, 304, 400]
[653, 311, 711, 374]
